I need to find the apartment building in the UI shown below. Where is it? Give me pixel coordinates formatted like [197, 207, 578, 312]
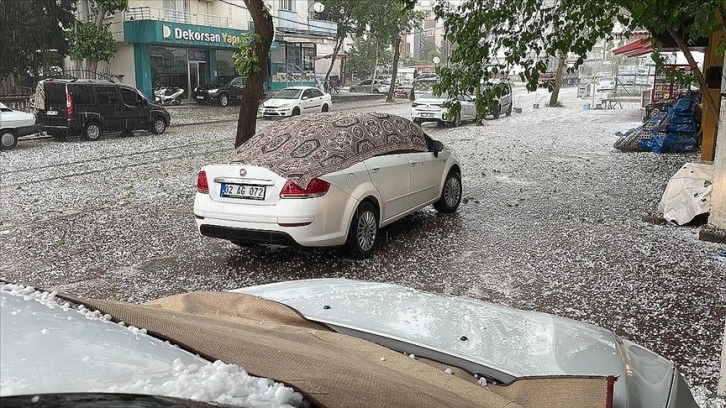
[77, 0, 337, 99]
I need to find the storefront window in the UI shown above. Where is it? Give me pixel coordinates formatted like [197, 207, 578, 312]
[302, 44, 315, 73]
[271, 45, 286, 83]
[286, 43, 302, 82]
[150, 46, 188, 96]
[216, 50, 236, 78]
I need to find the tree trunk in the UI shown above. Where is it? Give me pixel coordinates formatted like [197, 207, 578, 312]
[87, 7, 107, 76]
[668, 28, 718, 120]
[236, 0, 274, 148]
[371, 39, 379, 86]
[475, 84, 483, 126]
[325, 36, 343, 84]
[548, 53, 566, 107]
[387, 34, 402, 102]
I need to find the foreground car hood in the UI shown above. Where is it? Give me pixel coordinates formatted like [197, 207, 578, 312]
[234, 278, 682, 408]
[263, 98, 296, 108]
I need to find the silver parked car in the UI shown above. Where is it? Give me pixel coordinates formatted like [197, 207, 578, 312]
[1, 280, 700, 408]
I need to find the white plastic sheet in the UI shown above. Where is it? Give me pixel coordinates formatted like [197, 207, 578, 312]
[658, 163, 714, 225]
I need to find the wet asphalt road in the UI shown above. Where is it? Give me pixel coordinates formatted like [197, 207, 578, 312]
[1, 89, 725, 405]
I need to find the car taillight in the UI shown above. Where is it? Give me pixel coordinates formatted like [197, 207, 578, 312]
[280, 178, 330, 199]
[197, 171, 209, 194]
[66, 93, 73, 115]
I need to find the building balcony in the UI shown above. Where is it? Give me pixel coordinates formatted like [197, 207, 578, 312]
[276, 9, 337, 38]
[125, 6, 230, 28]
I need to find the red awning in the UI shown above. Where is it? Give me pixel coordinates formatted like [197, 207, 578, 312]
[613, 38, 653, 57]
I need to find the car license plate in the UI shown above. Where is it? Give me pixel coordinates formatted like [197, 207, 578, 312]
[220, 183, 266, 200]
[46, 111, 58, 116]
[196, 96, 204, 99]
[422, 113, 435, 118]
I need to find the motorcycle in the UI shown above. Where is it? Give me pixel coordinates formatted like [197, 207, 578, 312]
[154, 86, 184, 106]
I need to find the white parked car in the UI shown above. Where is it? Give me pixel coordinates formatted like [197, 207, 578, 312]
[193, 112, 462, 258]
[596, 77, 616, 92]
[259, 86, 331, 118]
[411, 92, 477, 127]
[0, 102, 39, 150]
[349, 80, 390, 94]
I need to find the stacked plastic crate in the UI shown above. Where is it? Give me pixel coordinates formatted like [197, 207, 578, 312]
[638, 96, 698, 153]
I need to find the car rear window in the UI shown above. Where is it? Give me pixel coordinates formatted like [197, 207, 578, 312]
[41, 82, 66, 107]
[68, 85, 95, 105]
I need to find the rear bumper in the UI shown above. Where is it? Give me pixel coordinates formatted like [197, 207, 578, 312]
[199, 225, 298, 246]
[16, 125, 41, 137]
[193, 188, 353, 247]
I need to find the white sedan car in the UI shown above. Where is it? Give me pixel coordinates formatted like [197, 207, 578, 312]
[259, 86, 332, 118]
[0, 102, 39, 150]
[193, 112, 462, 257]
[411, 92, 477, 127]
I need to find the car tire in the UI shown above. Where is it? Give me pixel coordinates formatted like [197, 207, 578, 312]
[372, 89, 379, 94]
[344, 201, 379, 258]
[413, 118, 422, 125]
[151, 117, 167, 135]
[493, 106, 501, 120]
[292, 107, 301, 116]
[506, 103, 512, 116]
[0, 129, 18, 151]
[219, 94, 229, 107]
[433, 170, 462, 214]
[321, 104, 329, 112]
[350, 88, 357, 93]
[82, 122, 102, 141]
[173, 98, 181, 106]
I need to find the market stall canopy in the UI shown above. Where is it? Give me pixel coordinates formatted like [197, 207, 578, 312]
[230, 112, 430, 188]
[613, 38, 654, 57]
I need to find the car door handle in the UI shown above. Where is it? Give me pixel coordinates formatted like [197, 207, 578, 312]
[409, 161, 417, 167]
[370, 167, 379, 173]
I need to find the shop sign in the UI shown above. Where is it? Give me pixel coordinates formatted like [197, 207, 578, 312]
[161, 24, 245, 47]
[188, 49, 206, 61]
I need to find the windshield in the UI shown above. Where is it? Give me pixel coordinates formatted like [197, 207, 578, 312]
[274, 88, 303, 99]
[210, 76, 236, 86]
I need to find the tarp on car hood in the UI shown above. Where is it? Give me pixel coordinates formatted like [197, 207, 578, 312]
[65, 291, 616, 408]
[658, 162, 714, 225]
[229, 112, 429, 188]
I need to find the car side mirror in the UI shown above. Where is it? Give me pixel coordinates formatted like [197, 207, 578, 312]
[302, 96, 308, 100]
[432, 140, 444, 158]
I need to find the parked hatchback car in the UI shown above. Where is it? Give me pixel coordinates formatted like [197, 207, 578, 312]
[259, 86, 331, 117]
[411, 92, 476, 127]
[481, 80, 513, 119]
[0, 102, 39, 150]
[193, 76, 245, 107]
[193, 112, 462, 258]
[34, 79, 170, 141]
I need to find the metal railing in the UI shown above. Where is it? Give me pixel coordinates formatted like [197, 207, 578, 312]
[125, 6, 230, 28]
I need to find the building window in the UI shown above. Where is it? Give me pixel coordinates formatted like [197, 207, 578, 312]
[279, 0, 293, 11]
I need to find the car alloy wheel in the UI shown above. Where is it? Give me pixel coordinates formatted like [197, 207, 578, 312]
[292, 107, 301, 116]
[344, 201, 379, 258]
[152, 117, 167, 135]
[220, 94, 229, 107]
[434, 170, 462, 213]
[0, 130, 18, 151]
[322, 104, 329, 112]
[83, 122, 101, 141]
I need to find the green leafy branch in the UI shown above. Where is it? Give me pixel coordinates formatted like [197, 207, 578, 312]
[233, 34, 262, 77]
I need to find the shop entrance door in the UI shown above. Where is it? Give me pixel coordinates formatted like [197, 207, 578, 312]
[188, 62, 208, 100]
